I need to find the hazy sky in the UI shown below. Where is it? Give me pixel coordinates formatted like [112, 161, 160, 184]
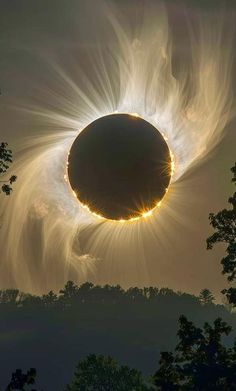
[0, 0, 235, 299]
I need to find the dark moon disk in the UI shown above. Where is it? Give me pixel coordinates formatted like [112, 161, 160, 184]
[68, 114, 172, 220]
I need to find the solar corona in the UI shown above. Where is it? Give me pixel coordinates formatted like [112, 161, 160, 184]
[0, 2, 232, 294]
[67, 114, 172, 221]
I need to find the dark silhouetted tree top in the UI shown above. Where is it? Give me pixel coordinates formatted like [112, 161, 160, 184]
[0, 289, 20, 304]
[6, 368, 37, 391]
[0, 142, 17, 195]
[153, 315, 236, 390]
[65, 354, 151, 391]
[199, 289, 215, 305]
[41, 290, 58, 308]
[207, 163, 236, 305]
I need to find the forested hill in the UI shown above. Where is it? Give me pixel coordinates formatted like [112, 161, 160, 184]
[0, 282, 235, 390]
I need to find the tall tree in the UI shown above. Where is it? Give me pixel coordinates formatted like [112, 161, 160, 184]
[65, 354, 151, 391]
[207, 163, 236, 304]
[0, 142, 17, 195]
[59, 280, 79, 307]
[42, 290, 58, 308]
[199, 289, 215, 305]
[153, 315, 236, 390]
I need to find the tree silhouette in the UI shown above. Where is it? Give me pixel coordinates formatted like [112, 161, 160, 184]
[59, 280, 80, 307]
[6, 368, 37, 391]
[65, 354, 151, 391]
[0, 289, 20, 304]
[199, 289, 215, 305]
[0, 142, 17, 195]
[153, 316, 236, 390]
[207, 163, 236, 304]
[41, 290, 58, 308]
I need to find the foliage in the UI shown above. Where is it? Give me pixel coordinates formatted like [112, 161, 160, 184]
[65, 354, 151, 391]
[6, 313, 236, 390]
[5, 368, 37, 391]
[199, 289, 215, 305]
[153, 315, 236, 390]
[0, 282, 200, 308]
[0, 289, 20, 304]
[0, 142, 17, 195]
[207, 163, 236, 304]
[0, 282, 231, 389]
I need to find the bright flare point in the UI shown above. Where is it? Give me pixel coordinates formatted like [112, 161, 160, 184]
[68, 114, 172, 221]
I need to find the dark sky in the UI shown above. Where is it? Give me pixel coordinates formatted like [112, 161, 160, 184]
[0, 0, 235, 299]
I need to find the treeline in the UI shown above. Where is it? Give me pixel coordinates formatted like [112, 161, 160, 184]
[0, 281, 215, 308]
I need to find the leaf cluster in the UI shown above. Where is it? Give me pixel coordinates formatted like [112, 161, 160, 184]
[0, 142, 17, 195]
[207, 163, 236, 304]
[65, 354, 150, 391]
[153, 316, 236, 390]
